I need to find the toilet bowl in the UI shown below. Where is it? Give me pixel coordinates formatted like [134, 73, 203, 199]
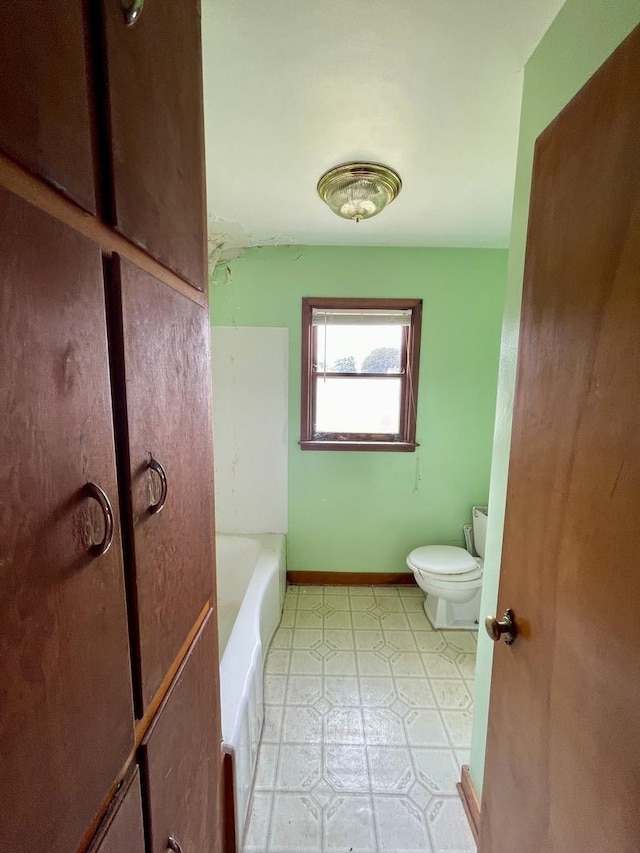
[406, 507, 487, 630]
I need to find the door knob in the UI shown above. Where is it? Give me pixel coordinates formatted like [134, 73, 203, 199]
[485, 608, 517, 645]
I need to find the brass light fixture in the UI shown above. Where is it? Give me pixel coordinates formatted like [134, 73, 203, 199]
[317, 162, 402, 223]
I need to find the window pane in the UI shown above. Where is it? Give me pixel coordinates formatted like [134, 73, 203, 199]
[316, 324, 403, 374]
[315, 377, 401, 434]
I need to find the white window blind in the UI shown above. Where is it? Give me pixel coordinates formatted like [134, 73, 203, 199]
[311, 307, 412, 326]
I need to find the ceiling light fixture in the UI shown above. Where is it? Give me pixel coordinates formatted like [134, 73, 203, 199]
[317, 162, 402, 223]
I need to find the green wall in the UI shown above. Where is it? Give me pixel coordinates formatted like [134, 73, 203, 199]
[469, 0, 640, 796]
[210, 246, 505, 574]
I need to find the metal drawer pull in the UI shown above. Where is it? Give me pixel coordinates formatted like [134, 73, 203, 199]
[122, 0, 145, 27]
[166, 838, 183, 853]
[148, 455, 168, 515]
[86, 482, 115, 557]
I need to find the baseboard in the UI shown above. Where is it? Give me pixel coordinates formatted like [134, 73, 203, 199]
[457, 765, 480, 843]
[286, 570, 417, 586]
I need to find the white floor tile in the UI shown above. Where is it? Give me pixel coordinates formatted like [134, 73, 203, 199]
[324, 795, 377, 853]
[243, 585, 477, 853]
[426, 797, 476, 853]
[356, 651, 392, 677]
[324, 650, 357, 676]
[293, 628, 324, 649]
[405, 709, 450, 747]
[281, 706, 323, 743]
[255, 743, 279, 790]
[412, 748, 461, 795]
[244, 792, 272, 853]
[265, 649, 291, 675]
[362, 708, 407, 746]
[430, 679, 472, 710]
[440, 710, 474, 749]
[359, 676, 396, 708]
[367, 745, 415, 793]
[323, 676, 361, 707]
[324, 744, 369, 792]
[286, 675, 323, 706]
[374, 796, 433, 853]
[325, 594, 351, 611]
[324, 629, 355, 650]
[383, 630, 418, 652]
[262, 706, 284, 743]
[324, 610, 353, 629]
[290, 650, 323, 675]
[276, 744, 322, 791]
[270, 793, 322, 853]
[324, 708, 365, 744]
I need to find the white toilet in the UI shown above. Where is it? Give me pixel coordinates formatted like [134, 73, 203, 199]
[406, 506, 487, 630]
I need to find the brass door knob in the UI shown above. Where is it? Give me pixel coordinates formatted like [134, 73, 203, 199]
[485, 608, 517, 645]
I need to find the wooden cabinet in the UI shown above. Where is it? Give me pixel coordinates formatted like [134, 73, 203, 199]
[112, 257, 215, 710]
[0, 188, 135, 853]
[0, 4, 222, 853]
[0, 3, 95, 213]
[101, 0, 207, 290]
[89, 770, 146, 853]
[142, 611, 222, 853]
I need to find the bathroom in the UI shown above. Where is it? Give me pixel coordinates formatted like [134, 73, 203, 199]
[0, 0, 636, 851]
[210, 246, 503, 851]
[204, 1, 640, 852]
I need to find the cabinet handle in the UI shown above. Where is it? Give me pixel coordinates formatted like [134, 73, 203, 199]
[122, 0, 145, 27]
[148, 455, 168, 515]
[85, 482, 115, 557]
[166, 838, 183, 853]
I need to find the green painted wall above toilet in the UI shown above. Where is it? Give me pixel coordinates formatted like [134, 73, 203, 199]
[210, 245, 506, 575]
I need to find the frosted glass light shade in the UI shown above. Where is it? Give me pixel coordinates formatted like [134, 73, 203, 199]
[317, 162, 402, 222]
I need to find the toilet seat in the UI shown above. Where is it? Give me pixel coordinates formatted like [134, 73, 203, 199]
[410, 565, 483, 587]
[407, 545, 480, 577]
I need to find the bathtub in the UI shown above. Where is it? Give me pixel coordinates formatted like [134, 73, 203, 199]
[216, 533, 286, 850]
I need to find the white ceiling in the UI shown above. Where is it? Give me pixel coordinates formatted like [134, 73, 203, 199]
[202, 0, 564, 255]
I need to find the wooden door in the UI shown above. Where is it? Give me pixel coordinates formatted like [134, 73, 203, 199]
[142, 610, 222, 853]
[111, 257, 215, 710]
[0, 189, 134, 853]
[89, 770, 146, 853]
[0, 2, 95, 212]
[479, 25, 640, 853]
[100, 0, 206, 290]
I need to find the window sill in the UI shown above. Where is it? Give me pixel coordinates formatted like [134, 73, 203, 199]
[299, 440, 419, 452]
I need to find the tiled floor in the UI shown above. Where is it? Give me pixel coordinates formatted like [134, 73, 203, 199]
[243, 584, 477, 853]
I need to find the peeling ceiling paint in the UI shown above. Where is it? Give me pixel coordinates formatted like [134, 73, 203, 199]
[202, 0, 565, 250]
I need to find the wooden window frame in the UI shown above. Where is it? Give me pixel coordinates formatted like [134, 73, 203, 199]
[300, 296, 422, 452]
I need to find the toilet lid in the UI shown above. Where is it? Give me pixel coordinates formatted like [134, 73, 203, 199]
[408, 545, 479, 576]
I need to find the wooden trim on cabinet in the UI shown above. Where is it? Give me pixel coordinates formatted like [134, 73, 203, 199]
[133, 600, 212, 746]
[457, 765, 480, 843]
[76, 746, 140, 853]
[222, 749, 237, 853]
[287, 571, 417, 586]
[84, 766, 141, 853]
[0, 153, 207, 309]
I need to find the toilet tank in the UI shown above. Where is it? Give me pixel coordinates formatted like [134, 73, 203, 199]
[472, 506, 488, 558]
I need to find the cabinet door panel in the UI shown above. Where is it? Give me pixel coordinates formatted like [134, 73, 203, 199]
[143, 610, 222, 853]
[115, 257, 215, 709]
[101, 0, 206, 289]
[0, 189, 134, 853]
[0, 2, 95, 212]
[90, 770, 146, 853]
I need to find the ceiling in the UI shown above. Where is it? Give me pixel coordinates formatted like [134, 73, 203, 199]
[201, 0, 565, 257]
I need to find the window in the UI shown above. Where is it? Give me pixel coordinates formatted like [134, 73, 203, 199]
[300, 297, 422, 451]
